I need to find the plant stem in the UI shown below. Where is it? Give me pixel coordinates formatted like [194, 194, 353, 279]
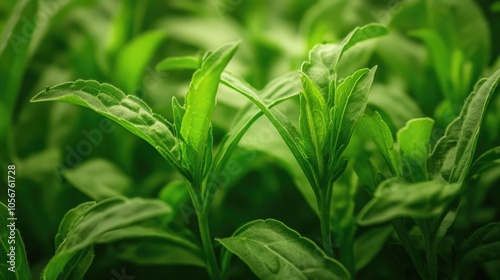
[319, 187, 333, 256]
[198, 207, 221, 280]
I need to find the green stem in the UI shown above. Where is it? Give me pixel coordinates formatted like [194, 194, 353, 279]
[198, 207, 221, 280]
[187, 180, 221, 280]
[318, 187, 333, 257]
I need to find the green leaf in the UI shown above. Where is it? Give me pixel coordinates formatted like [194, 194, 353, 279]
[99, 225, 205, 267]
[354, 225, 393, 271]
[217, 219, 351, 280]
[114, 30, 167, 93]
[0, 0, 38, 167]
[470, 146, 500, 176]
[331, 67, 376, 158]
[357, 179, 460, 226]
[301, 24, 387, 97]
[180, 42, 239, 166]
[299, 73, 328, 167]
[63, 158, 133, 201]
[458, 222, 500, 268]
[55, 247, 94, 280]
[396, 118, 434, 182]
[440, 69, 500, 183]
[30, 79, 187, 178]
[358, 109, 401, 176]
[54, 201, 96, 250]
[43, 198, 171, 279]
[213, 72, 300, 179]
[156, 55, 200, 72]
[221, 71, 316, 191]
[158, 180, 190, 221]
[0, 203, 30, 280]
[51, 201, 97, 280]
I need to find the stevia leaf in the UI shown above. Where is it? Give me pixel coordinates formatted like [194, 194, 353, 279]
[396, 118, 434, 182]
[63, 158, 133, 201]
[458, 222, 500, 267]
[354, 225, 393, 271]
[470, 146, 500, 176]
[358, 109, 401, 176]
[301, 24, 387, 97]
[30, 79, 188, 178]
[441, 69, 500, 183]
[299, 73, 328, 162]
[180, 42, 239, 166]
[156, 56, 200, 72]
[0, 203, 31, 280]
[217, 219, 351, 280]
[114, 30, 167, 93]
[0, 0, 38, 168]
[357, 179, 460, 226]
[99, 225, 205, 267]
[332, 67, 376, 157]
[56, 247, 94, 280]
[212, 82, 299, 185]
[55, 201, 96, 250]
[43, 198, 171, 279]
[221, 71, 316, 189]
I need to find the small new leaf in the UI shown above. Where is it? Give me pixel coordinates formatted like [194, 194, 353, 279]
[180, 42, 239, 160]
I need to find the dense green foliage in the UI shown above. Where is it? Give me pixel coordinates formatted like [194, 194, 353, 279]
[1, 0, 500, 279]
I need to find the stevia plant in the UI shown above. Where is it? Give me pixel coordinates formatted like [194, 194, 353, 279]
[29, 42, 242, 279]
[27, 34, 360, 279]
[356, 68, 500, 279]
[217, 23, 388, 276]
[2, 0, 500, 279]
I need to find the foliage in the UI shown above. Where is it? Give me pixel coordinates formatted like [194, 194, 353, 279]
[1, 0, 500, 279]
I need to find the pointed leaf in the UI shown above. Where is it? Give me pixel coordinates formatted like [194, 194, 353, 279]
[217, 219, 350, 280]
[180, 42, 239, 158]
[332, 67, 376, 156]
[357, 179, 460, 226]
[302, 24, 387, 96]
[358, 109, 400, 176]
[299, 73, 328, 161]
[221, 71, 316, 188]
[441, 69, 500, 183]
[30, 80, 187, 177]
[114, 30, 167, 93]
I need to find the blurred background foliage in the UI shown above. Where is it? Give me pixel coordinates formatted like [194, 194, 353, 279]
[1, 0, 499, 279]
